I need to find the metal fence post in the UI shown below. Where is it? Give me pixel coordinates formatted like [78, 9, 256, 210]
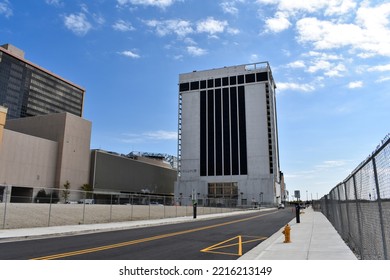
[109, 194, 113, 222]
[352, 174, 364, 259]
[336, 184, 345, 238]
[163, 195, 166, 218]
[48, 190, 53, 226]
[344, 181, 352, 243]
[2, 186, 8, 229]
[82, 191, 86, 224]
[372, 157, 388, 260]
[130, 194, 134, 221]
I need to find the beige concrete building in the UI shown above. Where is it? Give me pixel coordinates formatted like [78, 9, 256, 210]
[0, 109, 91, 202]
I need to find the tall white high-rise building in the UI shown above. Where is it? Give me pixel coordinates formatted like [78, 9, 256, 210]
[176, 62, 281, 207]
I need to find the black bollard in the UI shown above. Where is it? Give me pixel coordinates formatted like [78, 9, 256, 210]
[193, 202, 197, 219]
[295, 204, 300, 223]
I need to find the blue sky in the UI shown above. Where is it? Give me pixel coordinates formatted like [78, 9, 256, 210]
[1, 0, 389, 198]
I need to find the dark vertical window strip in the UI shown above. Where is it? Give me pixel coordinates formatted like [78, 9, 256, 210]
[238, 86, 247, 175]
[222, 87, 231, 175]
[265, 84, 273, 174]
[207, 89, 215, 176]
[215, 88, 223, 176]
[230, 87, 239, 175]
[200, 90, 207, 176]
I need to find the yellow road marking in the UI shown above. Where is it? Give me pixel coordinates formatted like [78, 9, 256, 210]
[200, 235, 267, 256]
[32, 211, 276, 260]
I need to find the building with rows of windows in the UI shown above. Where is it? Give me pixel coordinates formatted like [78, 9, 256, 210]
[175, 62, 282, 207]
[0, 44, 84, 120]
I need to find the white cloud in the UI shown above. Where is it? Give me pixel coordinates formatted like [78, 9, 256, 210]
[250, 54, 259, 62]
[118, 50, 140, 58]
[324, 0, 357, 16]
[376, 76, 390, 83]
[368, 64, 390, 72]
[259, 1, 390, 57]
[265, 11, 291, 33]
[227, 27, 240, 35]
[145, 17, 233, 39]
[113, 20, 135, 32]
[296, 17, 364, 50]
[63, 13, 92, 36]
[277, 82, 315, 92]
[143, 130, 177, 140]
[307, 60, 332, 73]
[220, 2, 239, 15]
[296, 3, 390, 57]
[0, 0, 12, 18]
[257, 0, 356, 16]
[315, 160, 348, 169]
[121, 130, 177, 143]
[117, 0, 176, 9]
[144, 19, 193, 37]
[196, 17, 228, 35]
[324, 63, 346, 77]
[304, 51, 343, 61]
[287, 60, 306, 68]
[187, 46, 207, 56]
[45, 0, 63, 6]
[348, 81, 363, 88]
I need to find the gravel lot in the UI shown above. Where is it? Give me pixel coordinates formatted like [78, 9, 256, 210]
[0, 203, 238, 229]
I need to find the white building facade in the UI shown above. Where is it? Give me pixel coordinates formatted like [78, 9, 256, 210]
[175, 62, 281, 207]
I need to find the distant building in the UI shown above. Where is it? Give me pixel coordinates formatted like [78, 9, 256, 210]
[0, 110, 91, 202]
[89, 150, 177, 201]
[0, 44, 85, 119]
[176, 62, 281, 206]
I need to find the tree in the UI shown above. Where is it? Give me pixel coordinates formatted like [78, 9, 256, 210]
[80, 183, 93, 199]
[62, 180, 71, 203]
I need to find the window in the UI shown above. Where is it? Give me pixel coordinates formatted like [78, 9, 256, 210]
[190, 81, 199, 90]
[215, 78, 221, 87]
[245, 73, 256, 83]
[237, 75, 244, 84]
[256, 72, 268, 82]
[179, 82, 189, 92]
[208, 182, 238, 198]
[222, 77, 229, 86]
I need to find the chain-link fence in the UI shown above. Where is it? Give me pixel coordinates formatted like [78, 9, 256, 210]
[0, 187, 247, 229]
[313, 134, 390, 260]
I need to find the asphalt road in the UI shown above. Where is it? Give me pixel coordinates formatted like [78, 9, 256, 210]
[0, 208, 294, 260]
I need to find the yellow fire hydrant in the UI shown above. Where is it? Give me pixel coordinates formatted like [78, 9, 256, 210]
[282, 224, 291, 243]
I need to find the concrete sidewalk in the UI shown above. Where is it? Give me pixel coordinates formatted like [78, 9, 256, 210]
[0, 207, 358, 260]
[239, 206, 358, 260]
